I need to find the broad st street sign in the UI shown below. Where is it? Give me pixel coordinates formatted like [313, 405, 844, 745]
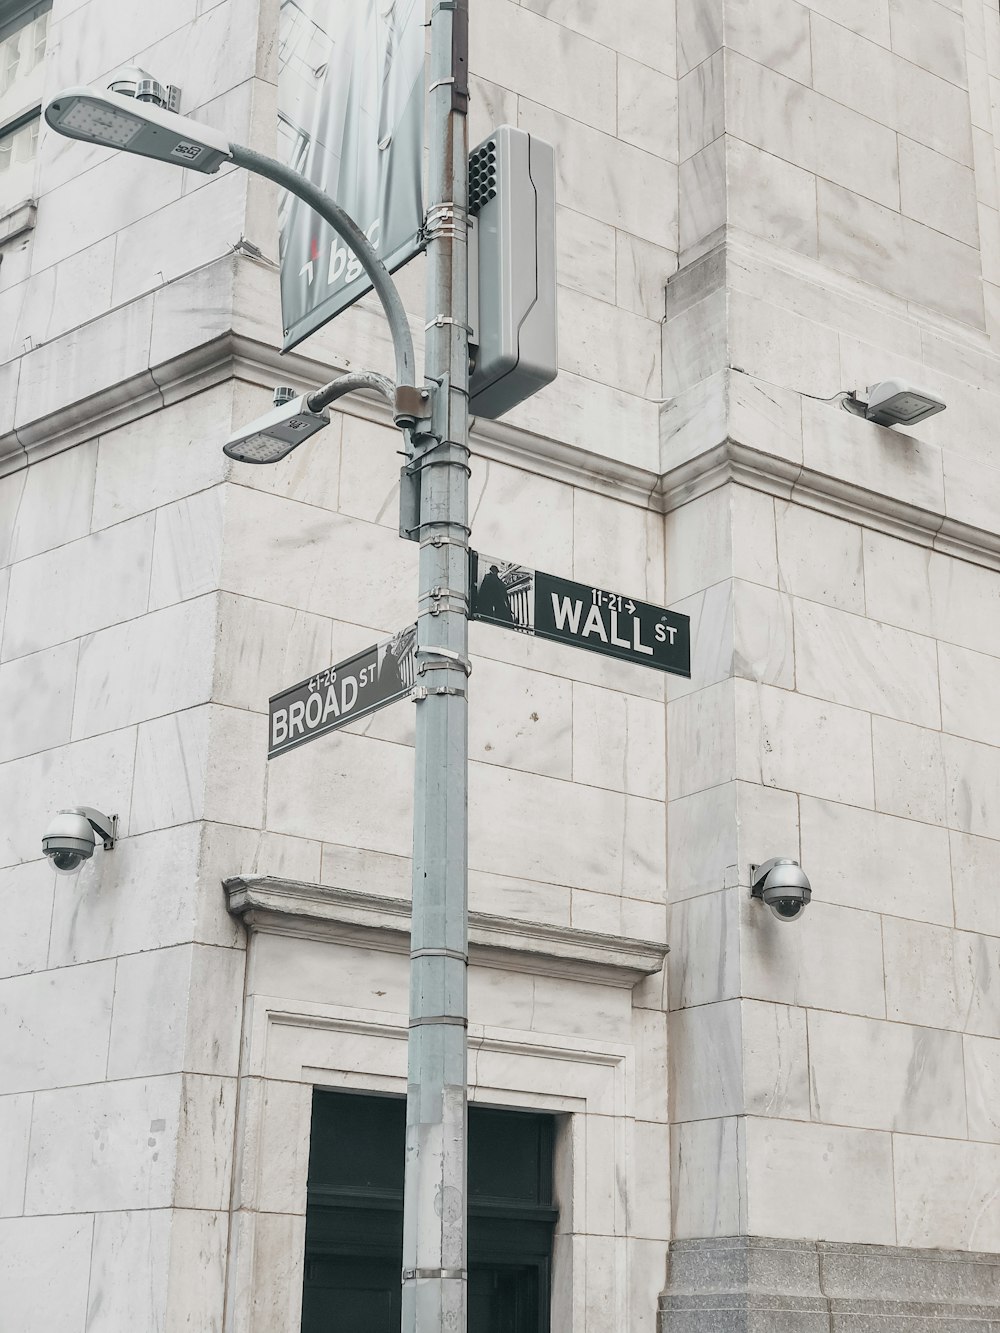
[269, 624, 417, 758]
[470, 552, 691, 677]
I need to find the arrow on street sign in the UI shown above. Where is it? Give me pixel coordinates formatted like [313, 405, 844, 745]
[470, 552, 690, 677]
[268, 624, 417, 758]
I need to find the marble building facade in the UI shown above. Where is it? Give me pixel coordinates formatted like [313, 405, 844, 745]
[2, 0, 1000, 1329]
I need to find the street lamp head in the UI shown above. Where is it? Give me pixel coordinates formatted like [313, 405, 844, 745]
[223, 394, 332, 464]
[44, 85, 232, 174]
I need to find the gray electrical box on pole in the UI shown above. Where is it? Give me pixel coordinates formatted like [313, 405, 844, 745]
[468, 125, 557, 419]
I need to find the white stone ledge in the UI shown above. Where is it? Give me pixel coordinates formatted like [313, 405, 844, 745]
[224, 875, 668, 987]
[3, 283, 1000, 570]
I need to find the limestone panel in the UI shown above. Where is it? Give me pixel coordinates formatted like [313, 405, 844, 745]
[727, 137, 819, 259]
[940, 641, 1000, 747]
[25, 1075, 184, 1213]
[668, 680, 737, 801]
[799, 796, 954, 924]
[667, 782, 739, 903]
[521, 0, 676, 74]
[616, 231, 676, 321]
[965, 1033, 1000, 1143]
[572, 490, 665, 604]
[872, 715, 948, 827]
[894, 1135, 1000, 1250]
[888, 0, 967, 88]
[517, 99, 678, 248]
[884, 918, 1000, 1036]
[667, 581, 734, 703]
[671, 1117, 745, 1239]
[557, 207, 617, 305]
[212, 592, 332, 714]
[92, 386, 232, 530]
[898, 135, 979, 246]
[85, 1207, 227, 1333]
[736, 680, 875, 810]
[0, 859, 53, 978]
[572, 682, 665, 800]
[952, 830, 1000, 937]
[72, 595, 217, 739]
[470, 0, 617, 135]
[0, 640, 78, 764]
[808, 1010, 966, 1136]
[107, 943, 245, 1080]
[0, 1214, 93, 1333]
[733, 582, 794, 690]
[0, 439, 97, 567]
[668, 887, 741, 1010]
[742, 898, 886, 1020]
[744, 1117, 896, 1245]
[148, 486, 226, 611]
[944, 732, 1000, 840]
[774, 503, 865, 613]
[2, 513, 155, 662]
[742, 999, 810, 1120]
[669, 1000, 743, 1123]
[726, 52, 900, 210]
[0, 960, 115, 1095]
[812, 14, 973, 163]
[0, 1092, 31, 1217]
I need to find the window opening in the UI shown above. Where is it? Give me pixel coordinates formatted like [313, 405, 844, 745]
[302, 1089, 558, 1333]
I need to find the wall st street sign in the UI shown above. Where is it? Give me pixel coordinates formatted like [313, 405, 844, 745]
[269, 624, 416, 758]
[470, 552, 691, 677]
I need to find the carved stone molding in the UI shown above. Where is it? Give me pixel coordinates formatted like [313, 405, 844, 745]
[225, 874, 668, 987]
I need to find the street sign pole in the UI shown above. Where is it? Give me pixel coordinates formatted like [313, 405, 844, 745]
[401, 2, 471, 1331]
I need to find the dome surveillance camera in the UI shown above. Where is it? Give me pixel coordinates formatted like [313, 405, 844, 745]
[42, 807, 117, 874]
[750, 858, 812, 922]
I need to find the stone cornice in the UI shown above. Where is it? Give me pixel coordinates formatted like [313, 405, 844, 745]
[3, 323, 1000, 571]
[224, 875, 668, 987]
[661, 438, 1000, 574]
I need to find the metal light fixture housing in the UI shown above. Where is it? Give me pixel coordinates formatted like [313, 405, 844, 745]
[44, 85, 232, 173]
[750, 857, 812, 922]
[223, 394, 332, 464]
[843, 378, 946, 428]
[42, 807, 118, 874]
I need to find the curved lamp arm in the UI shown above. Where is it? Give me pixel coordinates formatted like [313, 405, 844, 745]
[229, 142, 423, 420]
[307, 370, 397, 414]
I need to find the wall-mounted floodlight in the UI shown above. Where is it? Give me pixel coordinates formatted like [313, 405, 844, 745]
[42, 807, 117, 874]
[843, 378, 946, 428]
[750, 858, 812, 922]
[224, 393, 331, 464]
[44, 85, 232, 174]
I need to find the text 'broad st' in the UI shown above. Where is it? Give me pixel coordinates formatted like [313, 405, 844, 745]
[269, 625, 416, 758]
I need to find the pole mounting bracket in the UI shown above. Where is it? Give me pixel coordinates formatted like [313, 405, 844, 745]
[414, 646, 472, 674]
[410, 685, 467, 701]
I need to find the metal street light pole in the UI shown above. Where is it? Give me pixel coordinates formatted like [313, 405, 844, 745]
[401, 0, 471, 1328]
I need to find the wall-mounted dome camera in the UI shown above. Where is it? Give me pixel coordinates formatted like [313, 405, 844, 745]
[41, 807, 117, 874]
[750, 858, 811, 922]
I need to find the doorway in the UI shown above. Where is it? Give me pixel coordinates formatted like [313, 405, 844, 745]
[301, 1090, 557, 1333]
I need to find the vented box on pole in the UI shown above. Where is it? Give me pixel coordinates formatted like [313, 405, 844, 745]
[468, 126, 557, 419]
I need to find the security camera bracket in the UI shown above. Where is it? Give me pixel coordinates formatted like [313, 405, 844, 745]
[77, 807, 118, 850]
[749, 858, 781, 898]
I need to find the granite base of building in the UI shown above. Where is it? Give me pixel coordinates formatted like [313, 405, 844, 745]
[660, 1237, 1000, 1331]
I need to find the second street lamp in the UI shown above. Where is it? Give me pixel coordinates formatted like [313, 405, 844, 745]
[45, 11, 473, 1326]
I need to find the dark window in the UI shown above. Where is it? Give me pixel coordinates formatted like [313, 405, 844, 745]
[302, 1090, 557, 1333]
